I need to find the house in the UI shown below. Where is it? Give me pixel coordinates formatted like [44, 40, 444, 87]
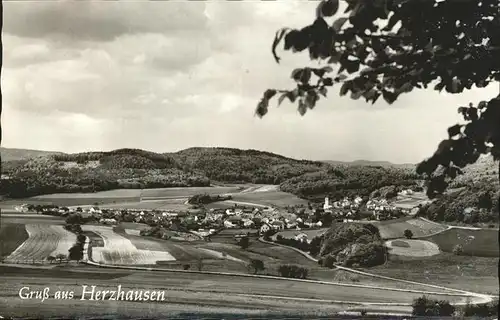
[260, 223, 272, 234]
[243, 219, 255, 228]
[224, 220, 237, 229]
[270, 220, 285, 230]
[294, 233, 308, 242]
[323, 197, 333, 211]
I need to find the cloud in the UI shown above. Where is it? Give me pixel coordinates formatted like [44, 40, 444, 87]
[3, 1, 209, 41]
[2, 1, 497, 164]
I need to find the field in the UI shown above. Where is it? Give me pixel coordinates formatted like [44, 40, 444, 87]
[4, 224, 76, 262]
[99, 199, 189, 211]
[82, 225, 176, 265]
[0, 224, 29, 258]
[375, 218, 447, 240]
[230, 190, 308, 208]
[423, 228, 499, 257]
[367, 253, 499, 295]
[140, 186, 242, 198]
[385, 239, 440, 257]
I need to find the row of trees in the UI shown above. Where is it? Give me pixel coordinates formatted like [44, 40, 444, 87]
[412, 295, 498, 318]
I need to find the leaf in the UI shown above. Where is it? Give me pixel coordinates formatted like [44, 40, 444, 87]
[351, 90, 363, 100]
[332, 17, 348, 33]
[477, 101, 487, 109]
[317, 0, 339, 17]
[340, 82, 351, 96]
[298, 99, 308, 116]
[319, 87, 328, 97]
[291, 68, 312, 84]
[334, 74, 347, 82]
[382, 90, 398, 104]
[272, 28, 289, 64]
[434, 81, 445, 92]
[305, 91, 319, 109]
[263, 89, 277, 100]
[323, 77, 334, 86]
[447, 124, 462, 138]
[255, 99, 269, 118]
[312, 68, 329, 78]
[328, 52, 341, 64]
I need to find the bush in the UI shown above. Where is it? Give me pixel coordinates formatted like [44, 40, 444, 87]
[412, 296, 455, 317]
[404, 229, 413, 239]
[249, 259, 265, 274]
[278, 264, 309, 279]
[183, 264, 190, 270]
[453, 244, 464, 256]
[462, 300, 498, 317]
[323, 255, 336, 269]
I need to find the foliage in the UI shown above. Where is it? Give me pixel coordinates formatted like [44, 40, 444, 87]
[462, 300, 498, 317]
[258, 0, 500, 200]
[452, 244, 464, 256]
[280, 165, 419, 201]
[412, 296, 455, 317]
[238, 236, 250, 249]
[183, 264, 190, 270]
[418, 182, 499, 224]
[55, 253, 67, 263]
[277, 264, 309, 279]
[188, 193, 232, 205]
[249, 259, 265, 274]
[46, 256, 56, 263]
[319, 222, 386, 267]
[68, 243, 84, 262]
[404, 229, 413, 239]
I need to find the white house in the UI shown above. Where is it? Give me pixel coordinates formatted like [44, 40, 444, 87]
[323, 197, 332, 211]
[260, 223, 272, 234]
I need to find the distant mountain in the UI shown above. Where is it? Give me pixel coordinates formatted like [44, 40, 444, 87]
[0, 146, 422, 200]
[323, 159, 415, 168]
[1, 147, 64, 162]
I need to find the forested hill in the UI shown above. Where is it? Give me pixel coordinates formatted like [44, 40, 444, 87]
[0, 147, 496, 205]
[0, 147, 63, 162]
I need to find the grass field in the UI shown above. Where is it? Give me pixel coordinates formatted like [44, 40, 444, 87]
[385, 239, 440, 257]
[5, 224, 76, 262]
[100, 199, 189, 211]
[231, 191, 308, 208]
[376, 218, 447, 240]
[367, 253, 499, 295]
[0, 224, 29, 258]
[423, 228, 499, 257]
[1, 197, 142, 207]
[141, 187, 241, 198]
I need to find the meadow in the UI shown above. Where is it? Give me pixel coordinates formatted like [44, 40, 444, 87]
[375, 218, 447, 239]
[0, 223, 29, 258]
[367, 253, 499, 295]
[423, 227, 499, 257]
[230, 191, 308, 208]
[140, 186, 242, 198]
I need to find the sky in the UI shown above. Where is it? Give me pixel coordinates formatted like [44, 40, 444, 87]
[2, 1, 498, 164]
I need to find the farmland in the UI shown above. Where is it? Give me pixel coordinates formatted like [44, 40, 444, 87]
[82, 225, 176, 265]
[4, 224, 76, 262]
[422, 228, 499, 257]
[230, 190, 308, 208]
[140, 186, 242, 199]
[367, 253, 499, 295]
[375, 218, 447, 240]
[0, 223, 29, 258]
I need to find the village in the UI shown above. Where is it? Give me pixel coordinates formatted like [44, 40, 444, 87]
[16, 189, 421, 242]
